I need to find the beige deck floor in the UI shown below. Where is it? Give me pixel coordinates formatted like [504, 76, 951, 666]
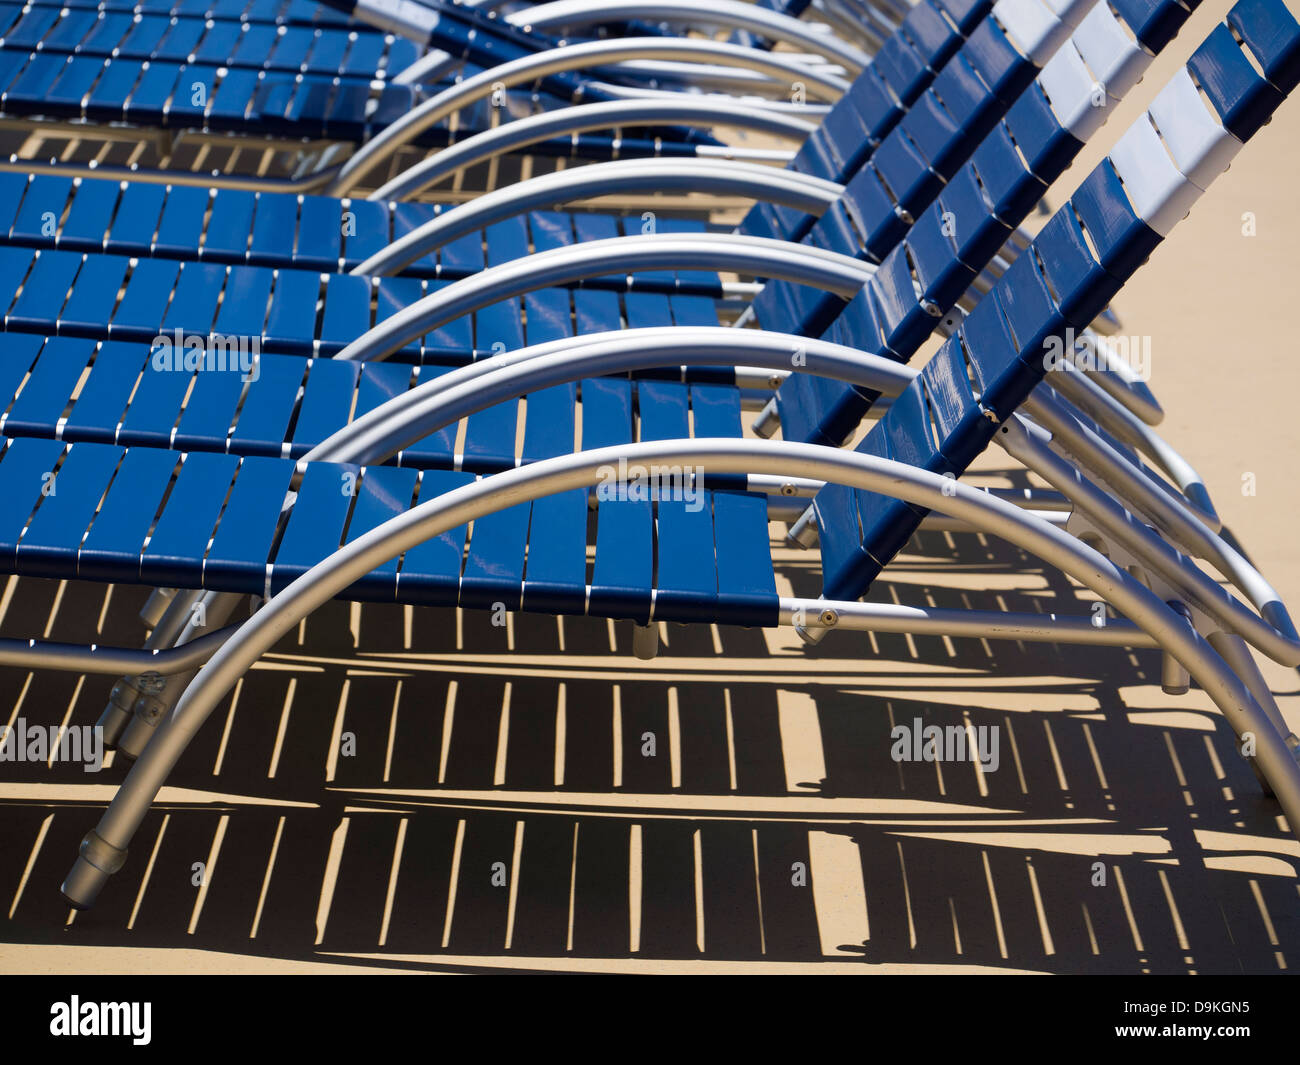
[2, 0, 1300, 974]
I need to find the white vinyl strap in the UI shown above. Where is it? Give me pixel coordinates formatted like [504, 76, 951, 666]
[1038, 38, 1109, 140]
[993, 0, 1067, 64]
[1147, 66, 1244, 189]
[1072, 1, 1149, 101]
[1038, 0, 1099, 28]
[1108, 111, 1204, 236]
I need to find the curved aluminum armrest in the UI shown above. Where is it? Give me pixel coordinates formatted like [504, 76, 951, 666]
[329, 37, 848, 197]
[61, 438, 1300, 908]
[370, 98, 815, 202]
[353, 159, 842, 276]
[511, 0, 873, 73]
[313, 328, 916, 467]
[334, 234, 877, 362]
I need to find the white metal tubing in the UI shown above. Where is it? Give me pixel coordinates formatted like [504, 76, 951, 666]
[351, 159, 842, 276]
[328, 37, 849, 197]
[509, 0, 873, 73]
[368, 98, 816, 202]
[333, 235, 877, 362]
[60, 439, 1300, 908]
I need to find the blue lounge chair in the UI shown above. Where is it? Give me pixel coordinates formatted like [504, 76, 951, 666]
[0, 0, 764, 179]
[0, 0, 891, 164]
[0, 0, 1205, 515]
[42, 0, 1300, 909]
[0, 0, 1005, 276]
[0, 0, 1121, 361]
[0, 0, 1271, 758]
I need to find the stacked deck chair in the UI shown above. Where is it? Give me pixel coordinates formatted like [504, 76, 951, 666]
[0, 0, 881, 192]
[45, 0, 1176, 460]
[0, 0, 1001, 279]
[0, 0, 1285, 905]
[0, 0, 1224, 762]
[0, 0, 1115, 374]
[0, 0, 988, 323]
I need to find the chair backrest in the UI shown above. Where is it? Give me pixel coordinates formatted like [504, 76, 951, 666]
[813, 0, 1300, 601]
[0, 0, 997, 290]
[742, 0, 1030, 244]
[769, 0, 1204, 449]
[0, 0, 672, 142]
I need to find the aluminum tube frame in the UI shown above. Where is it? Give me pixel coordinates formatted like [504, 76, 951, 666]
[784, 599, 1157, 647]
[587, 68, 834, 99]
[999, 415, 1300, 667]
[333, 235, 878, 362]
[0, 626, 239, 675]
[1023, 390, 1221, 535]
[1068, 334, 1164, 426]
[368, 98, 816, 202]
[389, 48, 461, 86]
[305, 329, 1296, 666]
[60, 440, 1300, 907]
[1020, 389, 1296, 646]
[1044, 363, 1219, 528]
[585, 86, 833, 113]
[351, 159, 842, 276]
[328, 37, 849, 197]
[317, 329, 915, 462]
[509, 0, 873, 73]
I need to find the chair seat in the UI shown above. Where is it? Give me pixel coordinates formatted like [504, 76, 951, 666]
[0, 432, 781, 626]
[0, 332, 747, 472]
[11, 0, 360, 30]
[0, 176, 726, 295]
[0, 245, 723, 361]
[0, 5, 418, 80]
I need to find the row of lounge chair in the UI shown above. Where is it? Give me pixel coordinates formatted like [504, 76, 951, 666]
[0, 0, 1294, 914]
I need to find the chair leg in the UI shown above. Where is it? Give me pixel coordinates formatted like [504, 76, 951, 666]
[1208, 630, 1300, 798]
[113, 593, 244, 760]
[96, 591, 201, 746]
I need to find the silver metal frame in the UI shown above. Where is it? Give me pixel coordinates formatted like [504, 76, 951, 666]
[307, 327, 1300, 673]
[59, 439, 1300, 908]
[0, 626, 236, 675]
[351, 159, 842, 276]
[330, 36, 852, 198]
[333, 234, 879, 362]
[505, 0, 874, 73]
[367, 98, 816, 202]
